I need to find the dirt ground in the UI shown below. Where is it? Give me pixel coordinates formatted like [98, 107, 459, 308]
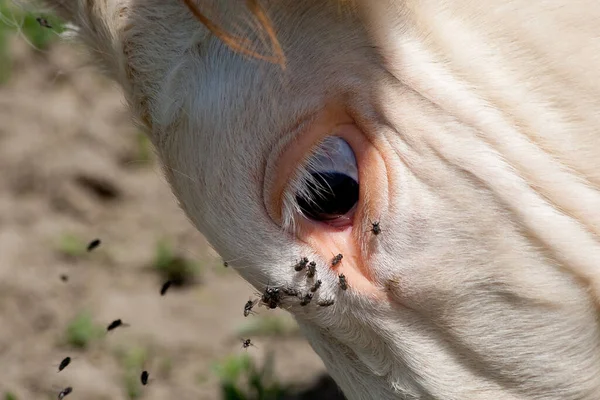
[0, 31, 343, 400]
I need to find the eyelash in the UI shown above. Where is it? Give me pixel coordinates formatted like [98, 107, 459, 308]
[280, 139, 335, 233]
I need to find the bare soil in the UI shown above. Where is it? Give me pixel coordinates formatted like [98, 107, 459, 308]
[0, 36, 342, 400]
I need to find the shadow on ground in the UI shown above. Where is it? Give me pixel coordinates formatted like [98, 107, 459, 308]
[283, 374, 346, 400]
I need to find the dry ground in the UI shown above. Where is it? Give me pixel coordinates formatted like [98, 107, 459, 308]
[0, 15, 343, 400]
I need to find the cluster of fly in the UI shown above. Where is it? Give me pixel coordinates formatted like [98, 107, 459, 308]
[285, 255, 342, 308]
[293, 257, 317, 278]
[55, 218, 379, 386]
[292, 257, 318, 279]
[294, 257, 309, 271]
[50, 222, 376, 397]
[292, 257, 319, 306]
[261, 285, 283, 309]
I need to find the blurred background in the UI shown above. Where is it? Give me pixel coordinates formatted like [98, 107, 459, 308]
[0, 2, 345, 399]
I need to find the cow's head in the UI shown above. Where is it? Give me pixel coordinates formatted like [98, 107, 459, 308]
[39, 0, 600, 398]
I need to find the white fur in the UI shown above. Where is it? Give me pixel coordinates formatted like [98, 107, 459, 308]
[37, 0, 600, 398]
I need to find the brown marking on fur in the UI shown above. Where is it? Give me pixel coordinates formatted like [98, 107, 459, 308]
[182, 0, 286, 67]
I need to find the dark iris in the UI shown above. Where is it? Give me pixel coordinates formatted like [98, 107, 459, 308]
[296, 172, 359, 221]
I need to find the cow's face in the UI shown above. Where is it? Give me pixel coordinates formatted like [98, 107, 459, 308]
[47, 0, 600, 398]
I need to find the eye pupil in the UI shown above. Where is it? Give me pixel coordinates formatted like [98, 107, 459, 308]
[293, 136, 359, 226]
[296, 172, 359, 221]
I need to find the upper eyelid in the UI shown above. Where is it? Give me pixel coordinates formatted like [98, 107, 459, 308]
[280, 149, 330, 232]
[302, 136, 359, 184]
[286, 137, 338, 202]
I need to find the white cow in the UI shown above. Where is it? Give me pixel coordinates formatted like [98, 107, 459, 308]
[37, 0, 600, 399]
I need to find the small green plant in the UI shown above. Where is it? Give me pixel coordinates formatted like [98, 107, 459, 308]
[237, 315, 300, 338]
[212, 352, 290, 400]
[4, 392, 17, 400]
[135, 131, 153, 164]
[65, 311, 103, 349]
[158, 357, 173, 378]
[153, 239, 200, 286]
[0, 1, 65, 84]
[56, 233, 87, 258]
[118, 346, 148, 400]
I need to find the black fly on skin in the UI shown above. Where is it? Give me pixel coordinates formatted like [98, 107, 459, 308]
[310, 279, 322, 292]
[306, 261, 317, 278]
[332, 254, 343, 266]
[299, 292, 314, 306]
[369, 221, 382, 235]
[338, 274, 348, 291]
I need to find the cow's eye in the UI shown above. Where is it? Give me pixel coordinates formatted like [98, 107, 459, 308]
[295, 136, 359, 226]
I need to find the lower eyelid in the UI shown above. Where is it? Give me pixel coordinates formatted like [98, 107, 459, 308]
[324, 209, 357, 228]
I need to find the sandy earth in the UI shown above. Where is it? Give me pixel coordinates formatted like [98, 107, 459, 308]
[0, 33, 344, 400]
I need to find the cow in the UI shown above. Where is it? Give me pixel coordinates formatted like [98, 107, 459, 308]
[34, 0, 600, 399]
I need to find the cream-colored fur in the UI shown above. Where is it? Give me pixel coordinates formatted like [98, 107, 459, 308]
[36, 1, 600, 399]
